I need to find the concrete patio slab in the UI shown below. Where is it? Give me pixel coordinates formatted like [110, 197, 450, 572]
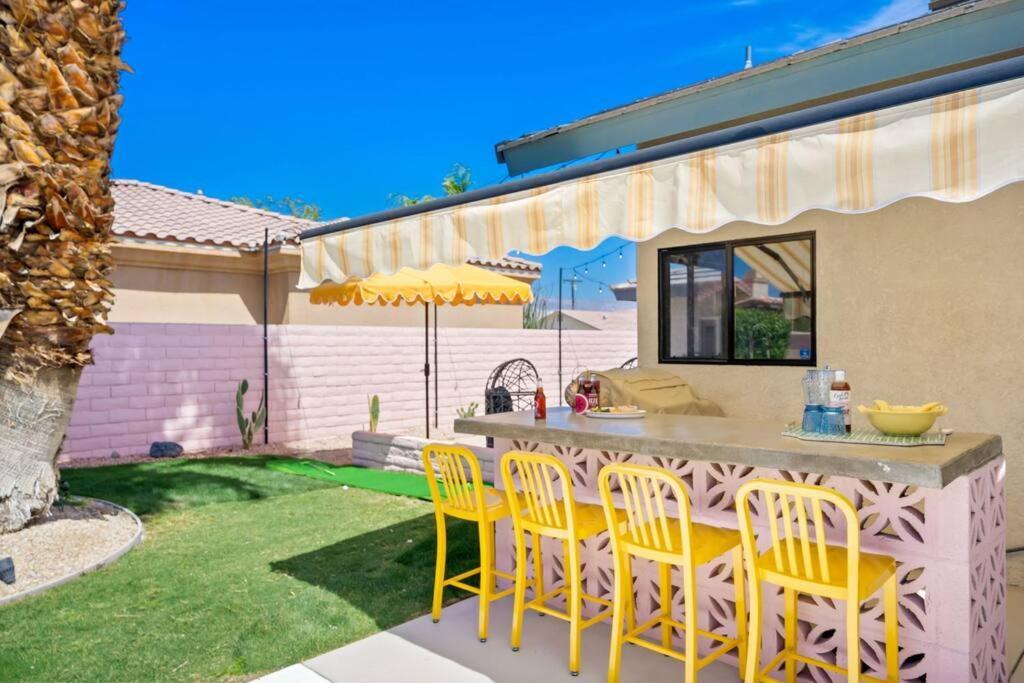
[281, 596, 737, 683]
[260, 586, 1024, 682]
[256, 664, 331, 683]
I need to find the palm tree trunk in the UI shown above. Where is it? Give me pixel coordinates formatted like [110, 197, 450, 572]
[0, 0, 126, 531]
[0, 366, 79, 532]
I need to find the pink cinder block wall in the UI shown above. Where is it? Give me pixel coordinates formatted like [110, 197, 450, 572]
[62, 323, 637, 461]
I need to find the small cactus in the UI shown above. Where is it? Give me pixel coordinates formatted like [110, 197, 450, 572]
[368, 394, 380, 432]
[236, 379, 266, 449]
[457, 402, 478, 418]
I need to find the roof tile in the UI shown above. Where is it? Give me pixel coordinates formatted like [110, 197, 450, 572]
[111, 179, 316, 249]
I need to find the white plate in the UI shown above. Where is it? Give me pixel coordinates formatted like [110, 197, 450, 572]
[584, 410, 646, 419]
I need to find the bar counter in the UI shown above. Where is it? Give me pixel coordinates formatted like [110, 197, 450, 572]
[455, 408, 1008, 682]
[456, 408, 1001, 490]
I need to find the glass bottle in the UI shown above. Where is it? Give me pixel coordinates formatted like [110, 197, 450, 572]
[534, 383, 546, 420]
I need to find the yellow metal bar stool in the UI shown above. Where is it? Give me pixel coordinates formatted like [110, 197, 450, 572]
[599, 463, 747, 683]
[422, 444, 517, 642]
[501, 450, 625, 677]
[736, 479, 898, 683]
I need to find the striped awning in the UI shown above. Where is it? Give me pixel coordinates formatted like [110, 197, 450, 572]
[299, 74, 1024, 287]
[735, 241, 811, 294]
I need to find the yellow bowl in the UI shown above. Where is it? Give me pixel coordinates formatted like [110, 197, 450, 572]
[857, 402, 948, 436]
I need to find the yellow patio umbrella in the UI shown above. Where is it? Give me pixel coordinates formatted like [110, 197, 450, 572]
[309, 263, 533, 437]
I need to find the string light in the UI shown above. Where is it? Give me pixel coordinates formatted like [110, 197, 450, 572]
[566, 241, 636, 301]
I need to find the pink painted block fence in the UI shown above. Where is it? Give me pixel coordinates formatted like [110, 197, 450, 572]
[62, 323, 637, 461]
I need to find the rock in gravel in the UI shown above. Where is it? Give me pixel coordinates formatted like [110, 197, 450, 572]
[149, 442, 183, 458]
[0, 557, 14, 585]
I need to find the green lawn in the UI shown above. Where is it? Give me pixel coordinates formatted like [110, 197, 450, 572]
[0, 457, 477, 682]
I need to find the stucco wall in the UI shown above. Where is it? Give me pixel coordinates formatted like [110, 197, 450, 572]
[109, 246, 529, 329]
[62, 323, 636, 461]
[636, 183, 1024, 544]
[110, 263, 264, 325]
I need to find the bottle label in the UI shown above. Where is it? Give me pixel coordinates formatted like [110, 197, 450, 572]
[829, 390, 851, 425]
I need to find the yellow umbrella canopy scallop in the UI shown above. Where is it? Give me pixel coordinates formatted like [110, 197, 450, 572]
[309, 263, 533, 307]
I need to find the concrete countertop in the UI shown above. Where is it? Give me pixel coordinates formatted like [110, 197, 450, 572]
[454, 407, 1002, 489]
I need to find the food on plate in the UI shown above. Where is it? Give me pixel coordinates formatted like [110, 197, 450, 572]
[591, 405, 640, 414]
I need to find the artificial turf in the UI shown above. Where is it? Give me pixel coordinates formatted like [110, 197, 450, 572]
[264, 458, 437, 501]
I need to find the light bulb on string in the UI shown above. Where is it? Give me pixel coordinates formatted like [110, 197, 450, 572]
[618, 248, 623, 259]
[584, 266, 588, 274]
[602, 260, 607, 268]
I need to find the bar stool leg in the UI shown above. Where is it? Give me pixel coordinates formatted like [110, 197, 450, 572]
[846, 598, 861, 683]
[884, 574, 899, 682]
[608, 549, 629, 683]
[784, 588, 797, 683]
[431, 512, 447, 623]
[477, 519, 493, 642]
[744, 577, 762, 683]
[510, 526, 528, 652]
[624, 554, 635, 632]
[682, 562, 699, 683]
[660, 562, 673, 649]
[532, 532, 544, 600]
[732, 546, 747, 681]
[567, 540, 583, 676]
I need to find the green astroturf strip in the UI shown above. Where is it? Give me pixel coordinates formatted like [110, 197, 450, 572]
[265, 459, 438, 500]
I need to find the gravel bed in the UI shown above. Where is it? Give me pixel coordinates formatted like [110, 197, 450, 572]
[0, 498, 141, 603]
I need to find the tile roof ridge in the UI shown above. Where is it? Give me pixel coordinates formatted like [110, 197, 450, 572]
[111, 179, 318, 226]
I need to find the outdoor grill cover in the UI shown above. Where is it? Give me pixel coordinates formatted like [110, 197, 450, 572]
[574, 367, 724, 416]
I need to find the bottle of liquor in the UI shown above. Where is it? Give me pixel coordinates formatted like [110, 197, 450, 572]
[534, 383, 547, 420]
[588, 372, 601, 410]
[829, 370, 851, 433]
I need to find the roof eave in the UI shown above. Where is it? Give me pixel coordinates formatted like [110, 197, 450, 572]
[494, 0, 1022, 175]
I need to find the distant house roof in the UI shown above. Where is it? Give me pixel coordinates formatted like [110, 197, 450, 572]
[467, 255, 542, 276]
[111, 179, 542, 276]
[494, 0, 1022, 174]
[542, 308, 637, 331]
[111, 179, 317, 249]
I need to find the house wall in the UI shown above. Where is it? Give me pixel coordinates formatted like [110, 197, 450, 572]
[636, 182, 1024, 544]
[62, 323, 637, 461]
[109, 245, 529, 329]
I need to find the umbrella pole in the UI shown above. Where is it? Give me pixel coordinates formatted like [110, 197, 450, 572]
[433, 303, 438, 430]
[424, 302, 430, 439]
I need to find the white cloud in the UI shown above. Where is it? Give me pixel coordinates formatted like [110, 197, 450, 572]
[775, 0, 929, 54]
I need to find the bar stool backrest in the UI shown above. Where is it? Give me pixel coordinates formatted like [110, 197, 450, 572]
[599, 463, 691, 562]
[736, 479, 860, 594]
[501, 451, 575, 538]
[422, 443, 486, 517]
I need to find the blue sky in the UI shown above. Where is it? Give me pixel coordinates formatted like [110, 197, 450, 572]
[112, 0, 929, 309]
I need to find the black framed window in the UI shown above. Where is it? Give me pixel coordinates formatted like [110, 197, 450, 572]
[658, 232, 815, 365]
